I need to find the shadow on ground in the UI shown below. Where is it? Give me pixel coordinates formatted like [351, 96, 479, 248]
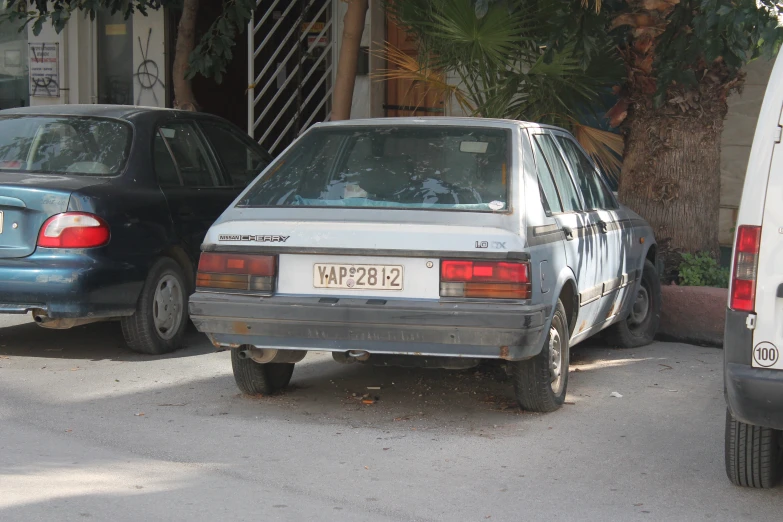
[0, 318, 214, 361]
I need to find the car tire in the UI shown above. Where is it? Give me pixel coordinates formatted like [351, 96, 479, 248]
[231, 349, 295, 395]
[509, 299, 569, 413]
[121, 258, 188, 355]
[725, 409, 782, 488]
[605, 259, 661, 348]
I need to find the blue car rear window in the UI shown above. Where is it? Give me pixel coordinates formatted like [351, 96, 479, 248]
[0, 116, 131, 176]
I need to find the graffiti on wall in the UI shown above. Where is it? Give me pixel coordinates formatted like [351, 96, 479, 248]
[29, 43, 59, 97]
[134, 28, 164, 105]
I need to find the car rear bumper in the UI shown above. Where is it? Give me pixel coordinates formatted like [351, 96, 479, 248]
[0, 252, 144, 319]
[189, 292, 550, 361]
[724, 308, 783, 430]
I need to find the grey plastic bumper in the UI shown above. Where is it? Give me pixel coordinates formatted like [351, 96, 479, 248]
[724, 308, 783, 430]
[189, 293, 550, 361]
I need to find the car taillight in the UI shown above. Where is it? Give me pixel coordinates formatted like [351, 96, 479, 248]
[730, 225, 761, 312]
[196, 253, 277, 293]
[440, 260, 531, 299]
[37, 212, 110, 248]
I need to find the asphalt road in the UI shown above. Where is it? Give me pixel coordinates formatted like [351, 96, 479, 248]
[0, 314, 780, 521]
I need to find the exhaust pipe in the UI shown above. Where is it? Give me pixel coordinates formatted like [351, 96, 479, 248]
[32, 309, 105, 329]
[237, 347, 306, 364]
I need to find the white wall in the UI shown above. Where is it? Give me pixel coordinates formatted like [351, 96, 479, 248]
[27, 9, 166, 107]
[132, 11, 166, 107]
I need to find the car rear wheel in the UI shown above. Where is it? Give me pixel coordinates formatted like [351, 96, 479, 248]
[231, 349, 295, 395]
[725, 409, 782, 488]
[605, 259, 661, 348]
[121, 258, 188, 355]
[509, 299, 569, 413]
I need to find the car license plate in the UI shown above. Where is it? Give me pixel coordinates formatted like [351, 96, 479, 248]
[313, 263, 403, 290]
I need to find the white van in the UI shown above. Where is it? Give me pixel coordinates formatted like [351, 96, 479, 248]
[725, 55, 783, 488]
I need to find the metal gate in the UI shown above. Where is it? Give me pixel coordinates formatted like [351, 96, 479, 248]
[247, 0, 334, 154]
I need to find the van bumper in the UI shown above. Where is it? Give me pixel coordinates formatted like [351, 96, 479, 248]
[189, 293, 550, 361]
[724, 308, 783, 430]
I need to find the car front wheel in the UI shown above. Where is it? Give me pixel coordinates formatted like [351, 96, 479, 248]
[509, 299, 569, 413]
[121, 258, 188, 355]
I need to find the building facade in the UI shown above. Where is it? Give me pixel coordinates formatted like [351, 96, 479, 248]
[18, 7, 167, 109]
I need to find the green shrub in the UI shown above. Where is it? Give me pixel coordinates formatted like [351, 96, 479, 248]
[678, 253, 730, 288]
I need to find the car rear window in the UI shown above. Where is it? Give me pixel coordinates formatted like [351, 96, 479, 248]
[0, 116, 131, 175]
[238, 126, 511, 212]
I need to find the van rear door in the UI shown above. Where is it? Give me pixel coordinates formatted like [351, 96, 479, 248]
[752, 132, 783, 370]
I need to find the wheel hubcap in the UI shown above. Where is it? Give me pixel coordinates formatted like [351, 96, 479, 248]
[549, 325, 564, 394]
[629, 284, 651, 326]
[152, 274, 183, 340]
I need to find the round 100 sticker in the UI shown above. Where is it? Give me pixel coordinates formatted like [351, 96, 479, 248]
[753, 342, 780, 368]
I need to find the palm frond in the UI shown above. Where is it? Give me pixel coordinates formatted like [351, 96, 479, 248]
[580, 0, 603, 13]
[572, 123, 624, 180]
[371, 43, 476, 116]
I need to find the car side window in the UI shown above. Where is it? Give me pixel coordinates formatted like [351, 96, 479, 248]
[158, 122, 217, 187]
[531, 136, 563, 214]
[533, 134, 582, 212]
[556, 136, 618, 210]
[200, 122, 271, 187]
[153, 132, 181, 186]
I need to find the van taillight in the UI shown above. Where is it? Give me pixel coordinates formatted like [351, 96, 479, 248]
[196, 253, 277, 293]
[37, 212, 110, 248]
[440, 260, 531, 299]
[730, 225, 761, 312]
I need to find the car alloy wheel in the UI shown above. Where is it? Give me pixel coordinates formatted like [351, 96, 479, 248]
[152, 274, 184, 340]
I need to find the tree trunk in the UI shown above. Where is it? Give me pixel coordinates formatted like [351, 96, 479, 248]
[618, 89, 728, 267]
[332, 0, 368, 121]
[172, 0, 199, 111]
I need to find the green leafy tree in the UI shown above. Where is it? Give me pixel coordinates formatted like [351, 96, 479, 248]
[389, 0, 783, 268]
[383, 0, 626, 173]
[589, 0, 783, 265]
[0, 0, 254, 109]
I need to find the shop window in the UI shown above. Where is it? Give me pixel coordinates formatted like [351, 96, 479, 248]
[97, 9, 134, 105]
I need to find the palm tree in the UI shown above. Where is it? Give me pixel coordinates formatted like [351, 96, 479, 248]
[381, 0, 625, 175]
[595, 0, 782, 261]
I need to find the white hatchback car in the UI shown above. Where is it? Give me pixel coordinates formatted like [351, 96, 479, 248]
[189, 118, 660, 413]
[724, 55, 783, 487]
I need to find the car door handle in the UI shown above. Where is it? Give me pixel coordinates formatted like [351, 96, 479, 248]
[777, 283, 783, 298]
[178, 208, 195, 217]
[562, 226, 574, 241]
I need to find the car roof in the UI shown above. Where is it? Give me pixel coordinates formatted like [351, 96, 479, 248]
[0, 104, 181, 120]
[313, 116, 567, 133]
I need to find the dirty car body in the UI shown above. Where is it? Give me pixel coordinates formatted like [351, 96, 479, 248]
[190, 118, 659, 410]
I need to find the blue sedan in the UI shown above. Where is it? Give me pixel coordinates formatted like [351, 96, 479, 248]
[0, 105, 271, 354]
